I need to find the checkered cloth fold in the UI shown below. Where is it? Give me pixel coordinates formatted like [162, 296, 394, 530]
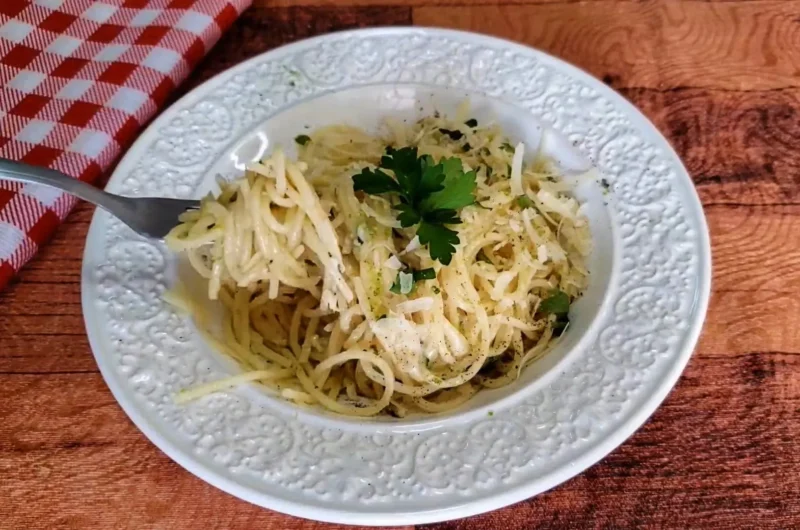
[0, 0, 250, 289]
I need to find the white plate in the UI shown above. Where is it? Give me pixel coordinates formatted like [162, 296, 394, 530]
[81, 28, 711, 526]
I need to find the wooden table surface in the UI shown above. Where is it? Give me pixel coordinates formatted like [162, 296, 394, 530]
[2, 1, 799, 528]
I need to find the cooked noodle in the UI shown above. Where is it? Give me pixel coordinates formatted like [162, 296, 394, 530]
[165, 112, 591, 417]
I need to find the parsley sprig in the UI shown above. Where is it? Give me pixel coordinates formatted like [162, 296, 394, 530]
[539, 289, 571, 336]
[352, 147, 476, 265]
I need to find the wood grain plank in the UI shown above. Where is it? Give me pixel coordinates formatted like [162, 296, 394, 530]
[700, 205, 800, 356]
[0, 376, 413, 530]
[678, 209, 800, 358]
[624, 88, 800, 206]
[699, 289, 800, 358]
[0, 374, 132, 452]
[414, 1, 800, 90]
[0, 202, 96, 374]
[707, 205, 800, 293]
[421, 353, 800, 529]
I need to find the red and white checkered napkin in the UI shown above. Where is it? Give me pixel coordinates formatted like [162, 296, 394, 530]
[0, 0, 250, 289]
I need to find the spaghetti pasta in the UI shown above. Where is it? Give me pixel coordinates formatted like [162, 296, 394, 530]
[166, 112, 591, 417]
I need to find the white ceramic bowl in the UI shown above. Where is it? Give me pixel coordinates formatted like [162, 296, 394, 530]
[185, 84, 617, 433]
[81, 29, 709, 524]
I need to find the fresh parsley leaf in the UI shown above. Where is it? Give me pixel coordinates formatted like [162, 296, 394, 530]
[295, 134, 311, 145]
[394, 202, 421, 227]
[465, 118, 478, 128]
[542, 289, 571, 336]
[413, 268, 436, 281]
[516, 195, 535, 209]
[440, 157, 465, 181]
[439, 128, 463, 140]
[352, 167, 401, 195]
[417, 222, 460, 265]
[423, 158, 476, 211]
[380, 147, 421, 199]
[539, 289, 570, 316]
[417, 154, 447, 199]
[423, 209, 461, 224]
[351, 149, 476, 265]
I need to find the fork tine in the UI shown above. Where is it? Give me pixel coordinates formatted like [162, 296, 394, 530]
[153, 198, 201, 209]
[121, 196, 203, 239]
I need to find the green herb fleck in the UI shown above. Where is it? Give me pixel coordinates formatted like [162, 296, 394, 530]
[462, 142, 471, 152]
[294, 135, 311, 146]
[488, 411, 494, 417]
[540, 289, 571, 336]
[432, 286, 441, 294]
[516, 195, 535, 209]
[465, 118, 478, 128]
[414, 268, 436, 281]
[539, 289, 570, 316]
[501, 142, 514, 153]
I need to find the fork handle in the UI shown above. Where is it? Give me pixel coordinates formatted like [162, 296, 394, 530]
[0, 158, 123, 212]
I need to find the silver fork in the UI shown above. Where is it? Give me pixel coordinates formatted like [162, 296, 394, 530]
[0, 158, 199, 239]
